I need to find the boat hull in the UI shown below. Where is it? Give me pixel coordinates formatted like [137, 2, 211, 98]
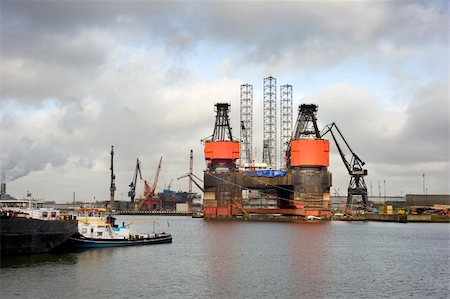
[66, 233, 173, 248]
[0, 217, 78, 256]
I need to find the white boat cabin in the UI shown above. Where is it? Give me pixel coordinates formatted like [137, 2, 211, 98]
[74, 208, 131, 239]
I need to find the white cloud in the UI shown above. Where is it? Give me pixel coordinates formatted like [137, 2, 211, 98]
[1, 1, 448, 201]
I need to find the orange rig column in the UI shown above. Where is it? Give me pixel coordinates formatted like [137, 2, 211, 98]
[286, 104, 332, 217]
[202, 103, 241, 218]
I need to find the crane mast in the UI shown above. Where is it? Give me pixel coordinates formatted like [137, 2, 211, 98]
[321, 123, 368, 210]
[189, 149, 193, 196]
[109, 146, 116, 213]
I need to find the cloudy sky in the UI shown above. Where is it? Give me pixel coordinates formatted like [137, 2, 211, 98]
[1, 1, 448, 203]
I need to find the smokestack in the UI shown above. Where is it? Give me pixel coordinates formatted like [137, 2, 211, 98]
[1, 183, 5, 195]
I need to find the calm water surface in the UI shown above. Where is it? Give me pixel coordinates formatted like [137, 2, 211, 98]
[1, 217, 449, 298]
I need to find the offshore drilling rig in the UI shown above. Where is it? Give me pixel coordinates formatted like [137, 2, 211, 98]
[201, 76, 369, 220]
[202, 102, 332, 219]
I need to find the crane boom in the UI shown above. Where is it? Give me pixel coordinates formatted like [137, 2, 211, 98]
[177, 172, 204, 192]
[151, 156, 163, 195]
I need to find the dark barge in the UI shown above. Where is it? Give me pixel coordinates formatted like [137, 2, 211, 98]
[0, 214, 78, 256]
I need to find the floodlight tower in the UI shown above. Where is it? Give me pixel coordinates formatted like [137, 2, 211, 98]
[240, 84, 253, 166]
[263, 76, 277, 169]
[280, 84, 293, 169]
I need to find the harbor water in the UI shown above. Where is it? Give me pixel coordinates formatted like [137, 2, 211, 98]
[1, 217, 449, 298]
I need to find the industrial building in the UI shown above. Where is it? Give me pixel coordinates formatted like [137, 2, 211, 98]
[405, 194, 450, 207]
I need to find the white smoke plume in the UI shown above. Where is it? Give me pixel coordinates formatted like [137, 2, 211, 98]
[0, 137, 67, 182]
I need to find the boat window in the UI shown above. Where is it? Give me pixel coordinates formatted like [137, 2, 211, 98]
[51, 212, 57, 218]
[97, 232, 103, 237]
[42, 212, 48, 218]
[81, 228, 87, 234]
[91, 228, 94, 233]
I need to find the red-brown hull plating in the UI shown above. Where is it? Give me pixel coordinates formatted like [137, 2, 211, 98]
[202, 171, 331, 220]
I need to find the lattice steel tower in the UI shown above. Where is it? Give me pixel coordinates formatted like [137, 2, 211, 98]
[263, 76, 277, 168]
[280, 84, 293, 169]
[240, 84, 253, 165]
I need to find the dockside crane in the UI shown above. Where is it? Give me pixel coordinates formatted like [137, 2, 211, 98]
[321, 123, 368, 210]
[128, 158, 143, 202]
[134, 156, 163, 212]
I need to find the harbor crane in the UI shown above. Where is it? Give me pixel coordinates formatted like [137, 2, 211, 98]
[134, 156, 163, 212]
[128, 158, 143, 202]
[321, 123, 368, 210]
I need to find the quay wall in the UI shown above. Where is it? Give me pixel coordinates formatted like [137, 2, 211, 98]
[366, 214, 449, 223]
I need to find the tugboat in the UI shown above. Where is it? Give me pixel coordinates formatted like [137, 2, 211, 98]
[66, 146, 172, 249]
[66, 208, 172, 248]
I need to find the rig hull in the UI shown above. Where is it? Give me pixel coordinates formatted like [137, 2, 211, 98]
[203, 170, 331, 219]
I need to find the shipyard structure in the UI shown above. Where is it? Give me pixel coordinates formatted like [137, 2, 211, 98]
[202, 101, 332, 219]
[200, 76, 373, 220]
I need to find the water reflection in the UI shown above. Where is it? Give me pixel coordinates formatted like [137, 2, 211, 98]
[289, 223, 330, 297]
[202, 220, 332, 298]
[204, 220, 239, 295]
[1, 252, 79, 268]
[1, 218, 448, 299]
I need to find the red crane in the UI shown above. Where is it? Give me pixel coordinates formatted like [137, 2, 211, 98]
[134, 156, 163, 212]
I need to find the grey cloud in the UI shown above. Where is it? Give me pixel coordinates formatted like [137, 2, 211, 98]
[3, 1, 447, 69]
[57, 99, 86, 134]
[312, 79, 448, 194]
[200, 1, 447, 68]
[1, 58, 93, 102]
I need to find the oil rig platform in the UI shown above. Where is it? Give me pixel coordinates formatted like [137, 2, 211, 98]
[201, 102, 333, 220]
